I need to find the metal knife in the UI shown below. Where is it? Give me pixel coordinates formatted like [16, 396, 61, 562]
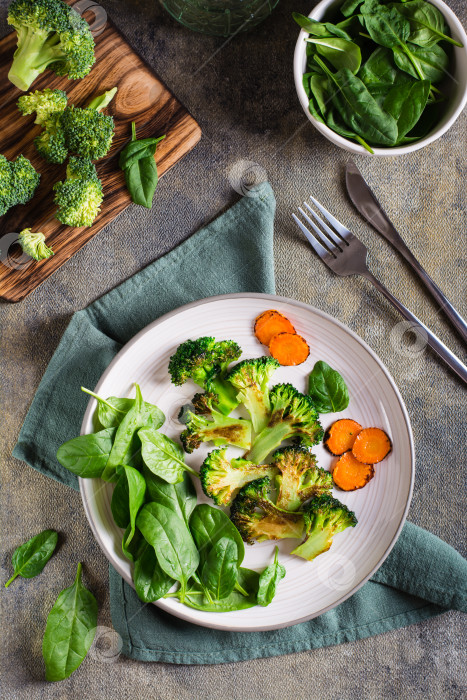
[345, 160, 467, 346]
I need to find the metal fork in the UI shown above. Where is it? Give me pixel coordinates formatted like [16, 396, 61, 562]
[293, 196, 467, 384]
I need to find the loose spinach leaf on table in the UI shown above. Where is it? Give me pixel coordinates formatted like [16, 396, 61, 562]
[5, 530, 58, 588]
[201, 537, 239, 600]
[179, 568, 260, 612]
[257, 547, 286, 607]
[42, 563, 98, 682]
[143, 466, 197, 526]
[383, 78, 431, 140]
[308, 360, 350, 414]
[56, 428, 116, 478]
[190, 503, 245, 568]
[134, 541, 174, 602]
[110, 465, 146, 548]
[139, 427, 199, 483]
[119, 122, 165, 209]
[136, 502, 199, 601]
[82, 387, 164, 430]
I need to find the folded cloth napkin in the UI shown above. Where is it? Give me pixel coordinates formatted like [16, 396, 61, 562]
[13, 183, 466, 664]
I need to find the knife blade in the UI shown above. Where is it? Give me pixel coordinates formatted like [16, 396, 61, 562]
[345, 160, 467, 345]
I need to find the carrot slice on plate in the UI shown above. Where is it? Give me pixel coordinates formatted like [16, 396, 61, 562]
[352, 427, 392, 464]
[333, 451, 375, 491]
[254, 310, 296, 346]
[324, 419, 363, 455]
[269, 332, 310, 366]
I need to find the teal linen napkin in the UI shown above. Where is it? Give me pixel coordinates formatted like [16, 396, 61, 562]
[13, 182, 466, 664]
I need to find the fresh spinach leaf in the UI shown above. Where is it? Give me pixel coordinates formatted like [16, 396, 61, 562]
[42, 563, 98, 682]
[201, 537, 238, 600]
[309, 74, 329, 116]
[257, 547, 286, 607]
[136, 502, 199, 601]
[306, 37, 361, 73]
[5, 530, 58, 588]
[119, 122, 165, 209]
[81, 387, 164, 430]
[394, 1, 463, 47]
[326, 109, 374, 152]
[143, 466, 197, 526]
[341, 0, 365, 17]
[384, 78, 430, 140]
[111, 465, 146, 548]
[392, 41, 448, 82]
[139, 427, 198, 483]
[56, 428, 116, 478]
[121, 525, 143, 562]
[179, 568, 260, 612]
[133, 541, 174, 602]
[308, 360, 350, 413]
[190, 504, 245, 568]
[293, 13, 352, 40]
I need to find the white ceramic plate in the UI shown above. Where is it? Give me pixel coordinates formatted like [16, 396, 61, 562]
[80, 293, 414, 631]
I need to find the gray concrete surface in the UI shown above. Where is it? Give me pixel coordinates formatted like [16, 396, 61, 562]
[1, 0, 466, 698]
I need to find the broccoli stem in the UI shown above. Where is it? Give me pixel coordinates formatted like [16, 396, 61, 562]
[245, 424, 292, 464]
[8, 28, 51, 91]
[209, 377, 240, 415]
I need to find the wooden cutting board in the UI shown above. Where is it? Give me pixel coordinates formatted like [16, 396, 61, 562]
[0, 3, 201, 302]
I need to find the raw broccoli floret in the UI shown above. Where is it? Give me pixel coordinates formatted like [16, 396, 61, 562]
[7, 0, 95, 92]
[291, 494, 357, 561]
[0, 153, 41, 215]
[17, 88, 67, 124]
[34, 112, 68, 163]
[61, 88, 117, 160]
[200, 447, 278, 506]
[18, 228, 53, 260]
[271, 446, 332, 511]
[245, 384, 324, 464]
[168, 337, 241, 415]
[53, 156, 103, 227]
[230, 477, 304, 544]
[180, 406, 252, 453]
[227, 357, 280, 433]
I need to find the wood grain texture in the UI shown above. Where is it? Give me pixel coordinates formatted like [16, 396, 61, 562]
[0, 3, 201, 302]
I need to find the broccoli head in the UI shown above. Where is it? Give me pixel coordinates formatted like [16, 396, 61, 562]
[291, 494, 357, 562]
[227, 357, 280, 433]
[168, 337, 242, 415]
[18, 228, 53, 260]
[0, 154, 41, 215]
[17, 88, 67, 125]
[200, 447, 278, 506]
[34, 112, 68, 164]
[245, 383, 324, 464]
[61, 88, 117, 160]
[230, 477, 304, 544]
[271, 446, 332, 511]
[7, 0, 95, 92]
[180, 408, 252, 454]
[53, 156, 103, 227]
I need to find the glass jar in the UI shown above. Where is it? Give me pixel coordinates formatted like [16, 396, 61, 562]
[160, 0, 279, 37]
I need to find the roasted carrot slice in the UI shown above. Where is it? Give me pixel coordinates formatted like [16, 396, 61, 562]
[324, 419, 363, 456]
[352, 428, 392, 464]
[333, 451, 375, 491]
[269, 332, 310, 366]
[254, 310, 296, 346]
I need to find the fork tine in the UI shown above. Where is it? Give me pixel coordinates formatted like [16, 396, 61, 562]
[309, 195, 353, 242]
[303, 202, 345, 248]
[292, 213, 333, 260]
[298, 206, 338, 253]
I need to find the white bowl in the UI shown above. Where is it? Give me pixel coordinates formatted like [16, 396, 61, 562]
[293, 0, 467, 156]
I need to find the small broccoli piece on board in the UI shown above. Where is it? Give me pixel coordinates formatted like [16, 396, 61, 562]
[245, 383, 323, 464]
[0, 154, 41, 215]
[169, 337, 242, 415]
[18, 228, 54, 260]
[17, 88, 67, 125]
[7, 0, 95, 91]
[230, 477, 304, 544]
[227, 357, 280, 433]
[53, 156, 103, 227]
[271, 446, 332, 511]
[61, 88, 117, 161]
[291, 494, 357, 561]
[200, 448, 278, 506]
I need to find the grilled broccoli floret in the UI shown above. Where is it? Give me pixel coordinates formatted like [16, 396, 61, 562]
[200, 447, 278, 506]
[168, 337, 242, 415]
[18, 228, 53, 260]
[61, 88, 117, 160]
[227, 357, 280, 433]
[245, 384, 323, 464]
[291, 494, 357, 561]
[0, 153, 41, 215]
[17, 88, 67, 125]
[230, 477, 304, 544]
[180, 407, 252, 453]
[53, 156, 103, 227]
[271, 446, 332, 511]
[7, 0, 95, 92]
